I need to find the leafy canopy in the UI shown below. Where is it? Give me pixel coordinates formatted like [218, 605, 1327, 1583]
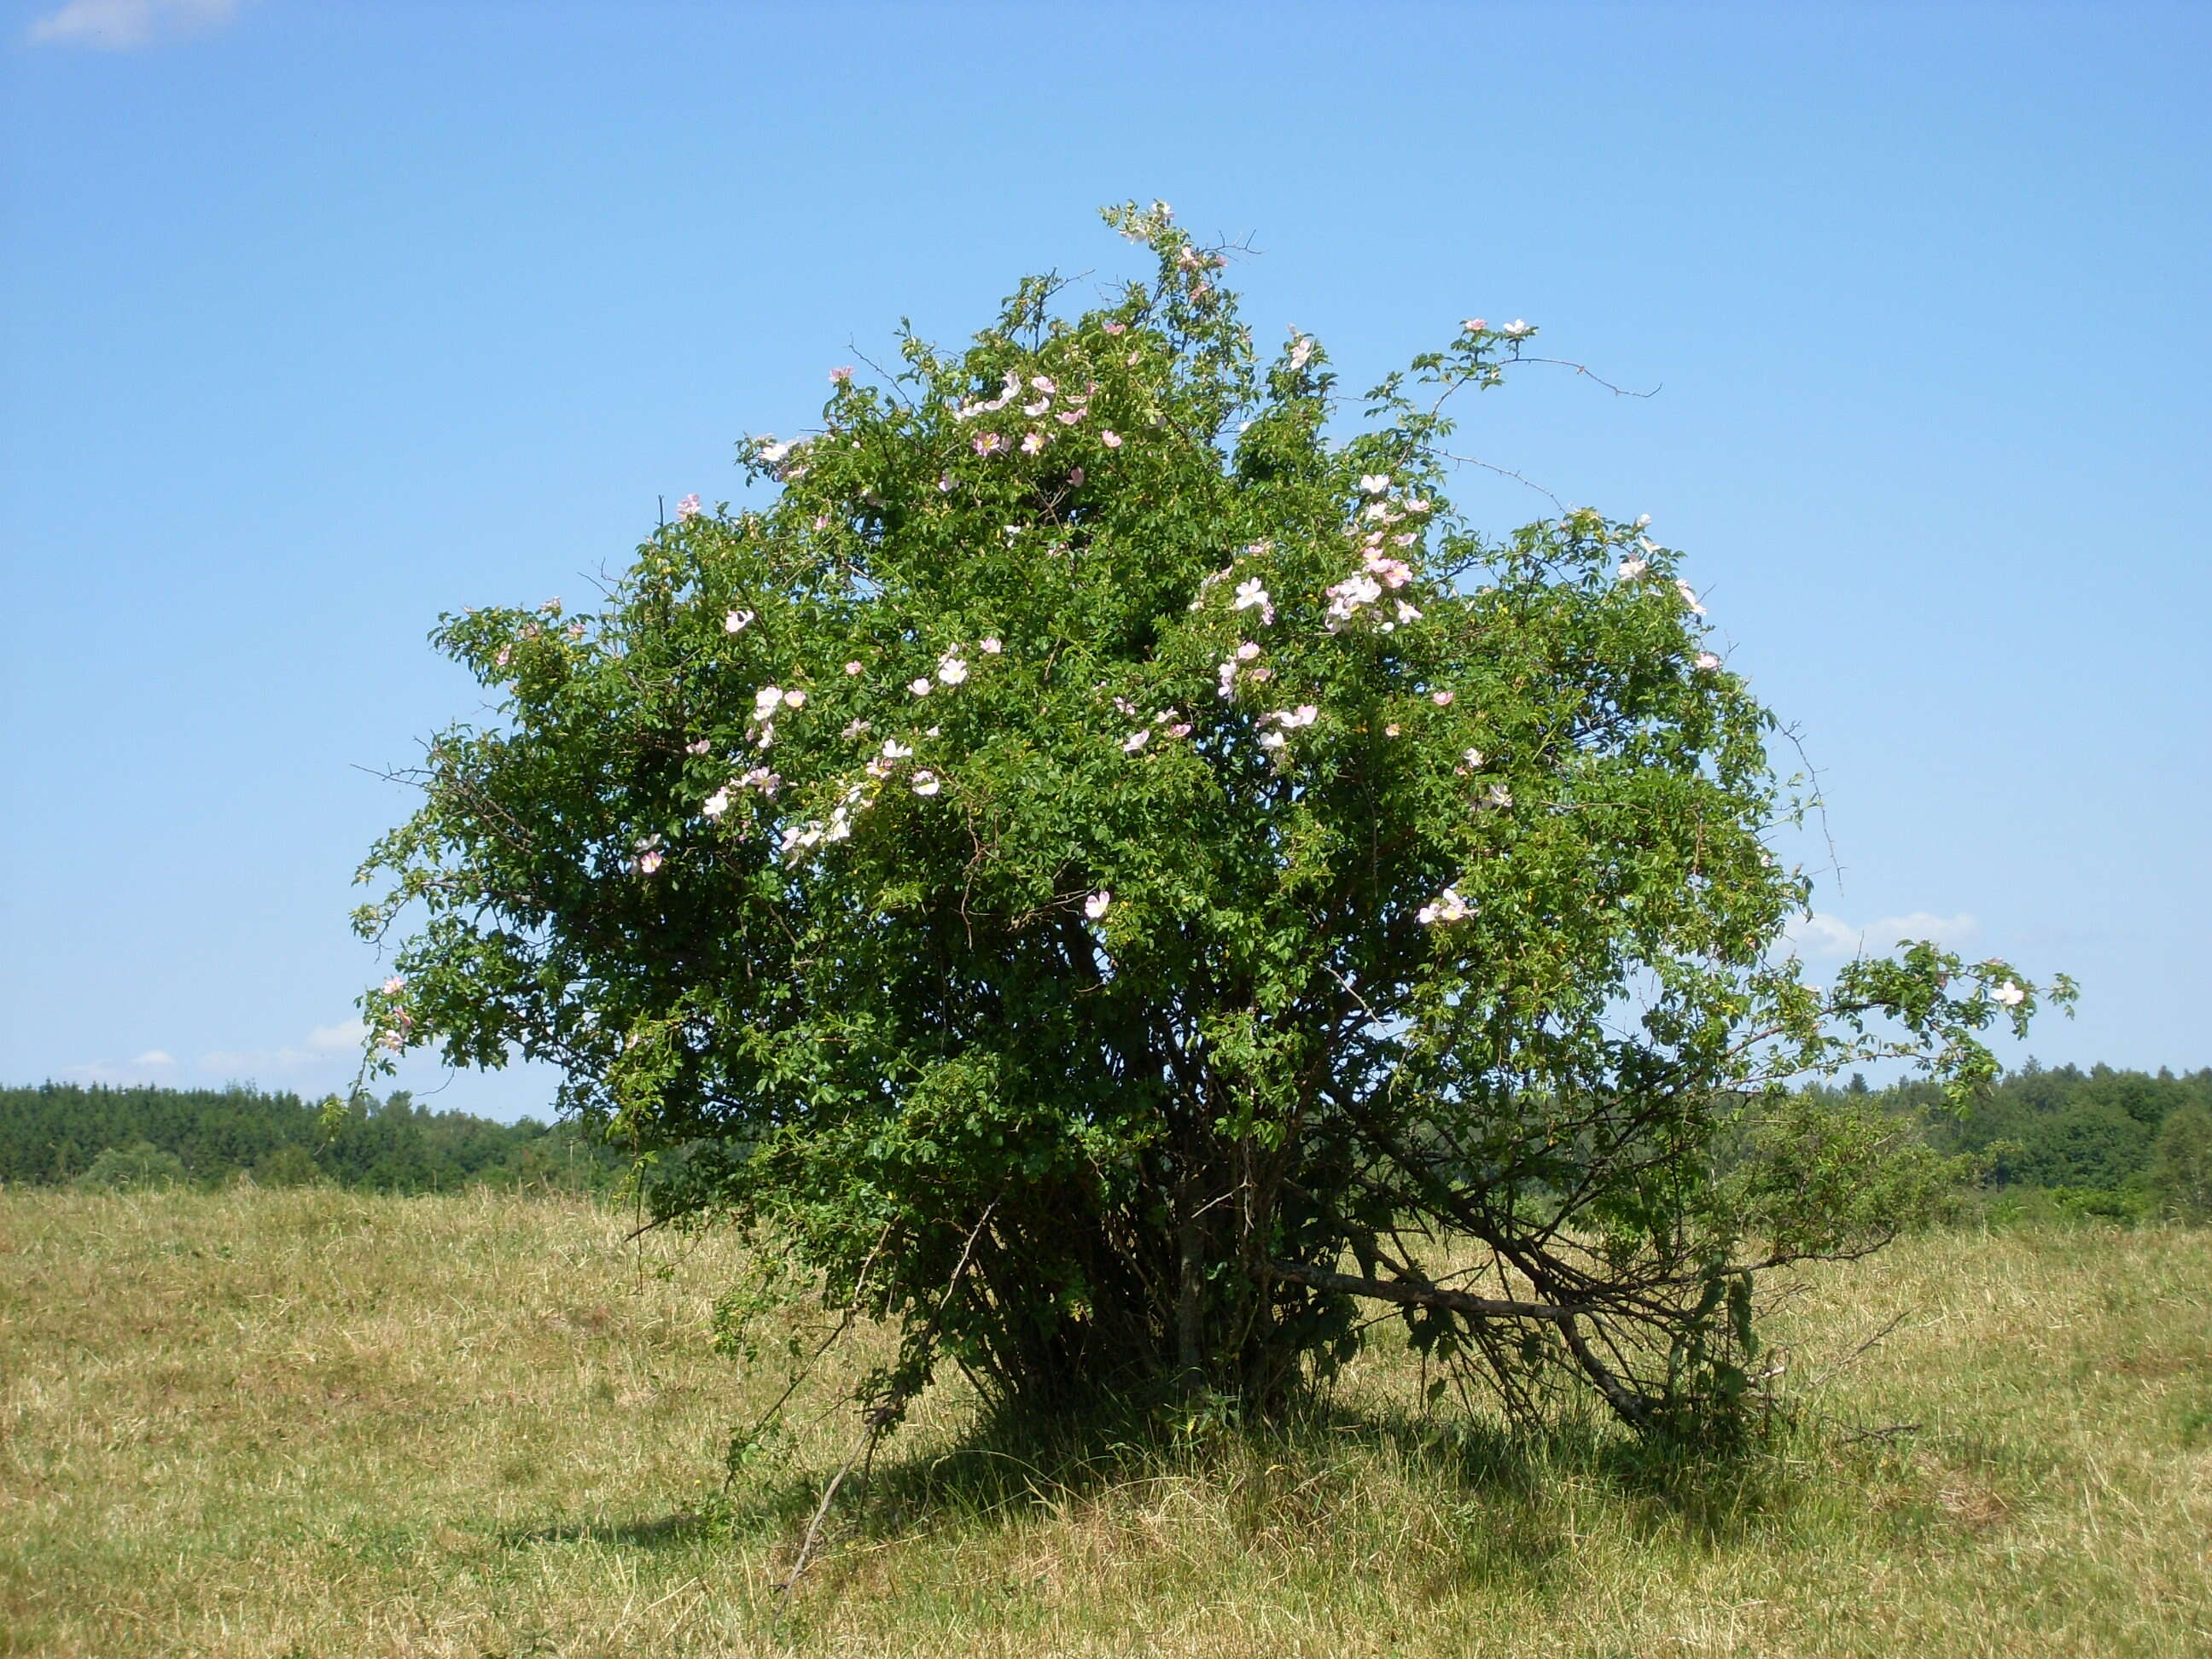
[358, 202, 2064, 1435]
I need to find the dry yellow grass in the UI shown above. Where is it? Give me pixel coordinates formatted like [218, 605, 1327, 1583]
[1, 1187, 2206, 1656]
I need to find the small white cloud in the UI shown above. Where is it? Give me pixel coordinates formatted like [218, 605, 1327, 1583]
[198, 1016, 372, 1075]
[133, 1049, 177, 1067]
[306, 1020, 367, 1052]
[1788, 910, 1980, 959]
[27, 0, 236, 50]
[1785, 912, 1864, 958]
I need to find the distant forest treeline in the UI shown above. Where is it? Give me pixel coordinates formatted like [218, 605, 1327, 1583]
[4, 1063, 2209, 1218]
[1817, 1060, 2212, 1222]
[0, 1082, 627, 1194]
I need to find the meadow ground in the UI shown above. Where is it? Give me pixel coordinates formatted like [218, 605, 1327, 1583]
[0, 1187, 2205, 1657]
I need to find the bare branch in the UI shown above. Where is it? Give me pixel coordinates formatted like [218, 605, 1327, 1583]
[1262, 1259, 1579, 1324]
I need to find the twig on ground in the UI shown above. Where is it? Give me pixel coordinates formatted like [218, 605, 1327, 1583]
[1832, 1419, 1922, 1447]
[1801, 1311, 1912, 1394]
[771, 1198, 1000, 1631]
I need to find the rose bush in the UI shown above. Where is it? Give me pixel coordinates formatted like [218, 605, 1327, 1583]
[358, 202, 2064, 1441]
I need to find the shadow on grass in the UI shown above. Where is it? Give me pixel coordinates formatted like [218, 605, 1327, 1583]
[501, 1510, 718, 1550]
[715, 1390, 1809, 1580]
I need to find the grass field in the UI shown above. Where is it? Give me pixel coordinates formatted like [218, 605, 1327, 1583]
[2, 1187, 2206, 1656]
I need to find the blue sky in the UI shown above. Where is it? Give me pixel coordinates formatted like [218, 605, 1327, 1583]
[3, 1, 2205, 1119]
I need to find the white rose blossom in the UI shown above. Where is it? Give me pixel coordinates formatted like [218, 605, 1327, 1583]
[1417, 888, 1471, 925]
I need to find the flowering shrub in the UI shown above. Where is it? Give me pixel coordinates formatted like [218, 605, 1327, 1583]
[357, 203, 2064, 1438]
